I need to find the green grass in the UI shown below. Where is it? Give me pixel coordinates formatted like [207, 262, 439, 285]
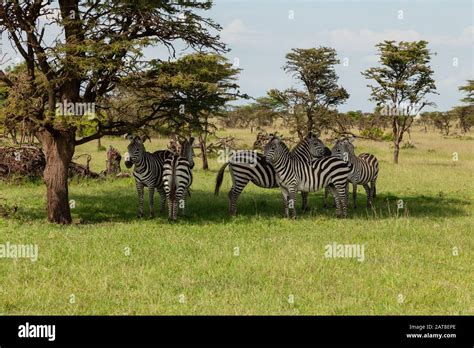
[0, 127, 472, 315]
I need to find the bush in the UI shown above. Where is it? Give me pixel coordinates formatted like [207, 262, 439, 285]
[360, 127, 384, 140]
[402, 141, 416, 149]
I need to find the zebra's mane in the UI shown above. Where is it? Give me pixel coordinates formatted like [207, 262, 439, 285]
[290, 138, 309, 153]
[270, 136, 290, 153]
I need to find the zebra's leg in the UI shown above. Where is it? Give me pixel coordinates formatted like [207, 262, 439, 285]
[370, 180, 377, 205]
[178, 195, 186, 216]
[281, 189, 289, 218]
[167, 197, 174, 221]
[363, 183, 372, 208]
[370, 180, 377, 206]
[148, 187, 155, 218]
[228, 187, 241, 216]
[352, 183, 358, 209]
[288, 189, 297, 219]
[136, 181, 144, 218]
[301, 192, 308, 213]
[158, 188, 166, 214]
[329, 185, 342, 218]
[336, 184, 348, 218]
[228, 181, 246, 216]
[173, 199, 179, 221]
[345, 181, 349, 210]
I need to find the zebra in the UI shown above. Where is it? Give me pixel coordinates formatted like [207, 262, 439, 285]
[162, 137, 195, 221]
[326, 137, 379, 208]
[214, 133, 331, 215]
[264, 135, 351, 219]
[124, 134, 174, 218]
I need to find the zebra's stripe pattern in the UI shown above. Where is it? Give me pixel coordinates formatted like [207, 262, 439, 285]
[162, 138, 194, 221]
[125, 135, 173, 218]
[214, 133, 331, 215]
[264, 135, 350, 218]
[329, 137, 379, 208]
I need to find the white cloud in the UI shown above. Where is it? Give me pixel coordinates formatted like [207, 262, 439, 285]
[221, 19, 259, 45]
[429, 26, 474, 47]
[299, 26, 473, 53]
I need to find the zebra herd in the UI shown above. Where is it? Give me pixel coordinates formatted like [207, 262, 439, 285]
[124, 132, 379, 221]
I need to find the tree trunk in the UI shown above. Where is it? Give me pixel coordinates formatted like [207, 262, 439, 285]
[393, 142, 400, 164]
[97, 137, 102, 150]
[199, 134, 209, 170]
[36, 127, 76, 224]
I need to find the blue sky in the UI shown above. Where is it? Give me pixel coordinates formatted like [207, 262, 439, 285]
[1, 0, 472, 112]
[209, 0, 473, 111]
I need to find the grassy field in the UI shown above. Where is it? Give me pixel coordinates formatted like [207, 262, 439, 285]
[0, 127, 472, 315]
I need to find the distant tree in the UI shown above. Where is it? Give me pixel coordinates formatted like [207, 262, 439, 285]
[431, 111, 456, 136]
[418, 111, 434, 133]
[456, 80, 474, 133]
[363, 40, 437, 163]
[224, 97, 281, 132]
[269, 47, 349, 139]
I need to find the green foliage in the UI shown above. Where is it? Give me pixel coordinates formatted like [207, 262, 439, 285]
[121, 53, 244, 138]
[459, 80, 474, 105]
[360, 127, 384, 140]
[270, 47, 349, 138]
[363, 40, 437, 162]
[224, 96, 282, 129]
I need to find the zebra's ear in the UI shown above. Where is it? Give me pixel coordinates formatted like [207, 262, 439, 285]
[124, 133, 134, 141]
[348, 136, 356, 143]
[188, 137, 195, 146]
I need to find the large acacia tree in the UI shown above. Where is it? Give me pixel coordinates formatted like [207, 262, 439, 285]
[363, 40, 437, 164]
[269, 47, 349, 139]
[0, 0, 225, 223]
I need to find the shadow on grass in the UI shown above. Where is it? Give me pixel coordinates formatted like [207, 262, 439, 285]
[11, 184, 471, 225]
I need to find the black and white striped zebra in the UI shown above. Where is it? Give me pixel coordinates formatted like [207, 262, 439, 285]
[264, 135, 350, 218]
[327, 137, 379, 208]
[124, 134, 173, 218]
[162, 137, 195, 221]
[214, 133, 331, 215]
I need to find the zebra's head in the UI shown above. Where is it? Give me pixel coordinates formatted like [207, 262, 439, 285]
[125, 134, 146, 167]
[264, 135, 282, 163]
[331, 137, 355, 162]
[180, 137, 195, 169]
[305, 132, 329, 158]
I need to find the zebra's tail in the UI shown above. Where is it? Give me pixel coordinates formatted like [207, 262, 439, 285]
[214, 162, 229, 196]
[170, 158, 177, 202]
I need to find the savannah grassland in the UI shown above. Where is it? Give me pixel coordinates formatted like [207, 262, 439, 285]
[0, 126, 472, 315]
